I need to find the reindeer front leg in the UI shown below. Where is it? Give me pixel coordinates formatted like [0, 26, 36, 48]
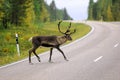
[29, 49, 32, 64]
[29, 51, 31, 63]
[49, 48, 53, 62]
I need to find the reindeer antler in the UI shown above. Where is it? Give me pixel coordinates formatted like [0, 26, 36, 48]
[70, 29, 76, 35]
[58, 21, 76, 35]
[64, 22, 72, 34]
[58, 21, 65, 34]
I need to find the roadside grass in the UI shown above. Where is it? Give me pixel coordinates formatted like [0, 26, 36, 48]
[0, 21, 91, 66]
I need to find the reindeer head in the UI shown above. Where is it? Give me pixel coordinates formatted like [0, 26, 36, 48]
[58, 21, 76, 41]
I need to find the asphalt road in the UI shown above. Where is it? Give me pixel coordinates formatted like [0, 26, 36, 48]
[0, 21, 120, 80]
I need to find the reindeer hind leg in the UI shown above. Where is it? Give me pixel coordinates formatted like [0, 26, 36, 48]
[29, 43, 41, 63]
[49, 48, 53, 62]
[29, 49, 32, 64]
[32, 45, 41, 62]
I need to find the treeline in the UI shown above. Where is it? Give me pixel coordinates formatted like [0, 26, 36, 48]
[0, 0, 72, 29]
[88, 0, 120, 21]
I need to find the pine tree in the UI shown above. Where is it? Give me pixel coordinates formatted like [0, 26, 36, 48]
[106, 5, 114, 21]
[0, 0, 4, 21]
[33, 0, 41, 22]
[0, 0, 4, 29]
[111, 0, 120, 21]
[0, 0, 35, 27]
[49, 0, 57, 21]
[39, 0, 50, 22]
[0, 0, 10, 28]
[34, 0, 49, 23]
[95, 0, 103, 20]
[63, 8, 71, 20]
[24, 0, 35, 25]
[88, 0, 94, 20]
[88, 0, 118, 21]
[8, 0, 35, 26]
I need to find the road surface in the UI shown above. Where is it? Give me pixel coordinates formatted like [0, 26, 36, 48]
[0, 21, 120, 80]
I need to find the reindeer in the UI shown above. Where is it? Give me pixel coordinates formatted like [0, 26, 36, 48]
[28, 21, 76, 63]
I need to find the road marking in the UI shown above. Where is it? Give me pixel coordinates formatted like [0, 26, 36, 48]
[114, 43, 119, 48]
[94, 56, 103, 62]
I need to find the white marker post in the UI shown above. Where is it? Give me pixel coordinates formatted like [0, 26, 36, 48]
[16, 33, 20, 56]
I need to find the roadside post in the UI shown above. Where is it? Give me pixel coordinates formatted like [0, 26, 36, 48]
[15, 33, 20, 56]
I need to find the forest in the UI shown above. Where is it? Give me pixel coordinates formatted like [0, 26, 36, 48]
[0, 0, 72, 29]
[88, 0, 120, 21]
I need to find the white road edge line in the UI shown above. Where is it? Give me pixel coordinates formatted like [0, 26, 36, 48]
[0, 22, 95, 69]
[114, 43, 119, 48]
[94, 56, 103, 62]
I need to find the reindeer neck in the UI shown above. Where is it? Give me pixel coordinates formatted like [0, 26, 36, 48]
[57, 36, 67, 45]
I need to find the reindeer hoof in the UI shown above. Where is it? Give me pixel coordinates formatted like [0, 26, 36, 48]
[65, 59, 69, 61]
[38, 59, 41, 62]
[49, 60, 53, 63]
[29, 63, 34, 65]
[49, 61, 54, 63]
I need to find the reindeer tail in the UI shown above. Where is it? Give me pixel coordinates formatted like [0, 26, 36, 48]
[28, 37, 33, 42]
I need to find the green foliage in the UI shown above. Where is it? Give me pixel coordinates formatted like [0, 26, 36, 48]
[111, 0, 120, 21]
[0, 0, 4, 20]
[0, 0, 35, 28]
[49, 0, 57, 21]
[48, 0, 72, 21]
[33, 0, 50, 23]
[88, 0, 120, 21]
[39, 1, 50, 22]
[33, 0, 41, 21]
[63, 8, 71, 20]
[88, 0, 94, 20]
[0, 0, 72, 29]
[106, 5, 114, 21]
